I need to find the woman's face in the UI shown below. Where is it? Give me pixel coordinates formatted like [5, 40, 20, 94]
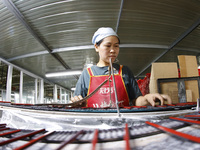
[95, 36, 120, 66]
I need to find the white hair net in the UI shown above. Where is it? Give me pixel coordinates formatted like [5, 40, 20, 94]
[92, 27, 119, 44]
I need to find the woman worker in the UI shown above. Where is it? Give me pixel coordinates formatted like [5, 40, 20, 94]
[71, 27, 171, 108]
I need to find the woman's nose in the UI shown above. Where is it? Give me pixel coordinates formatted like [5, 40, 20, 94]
[110, 47, 116, 53]
[110, 49, 114, 52]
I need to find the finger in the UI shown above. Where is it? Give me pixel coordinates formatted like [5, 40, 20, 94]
[149, 98, 156, 107]
[154, 93, 164, 105]
[78, 95, 83, 100]
[71, 96, 79, 102]
[161, 94, 172, 104]
[77, 95, 83, 105]
[74, 96, 80, 101]
[145, 95, 155, 106]
[71, 97, 75, 102]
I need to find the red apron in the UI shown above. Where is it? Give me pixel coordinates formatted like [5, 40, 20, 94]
[87, 65, 129, 108]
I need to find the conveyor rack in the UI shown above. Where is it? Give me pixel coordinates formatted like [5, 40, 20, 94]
[0, 112, 200, 150]
[0, 101, 197, 113]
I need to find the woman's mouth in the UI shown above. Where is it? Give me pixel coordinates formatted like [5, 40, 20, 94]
[109, 55, 116, 58]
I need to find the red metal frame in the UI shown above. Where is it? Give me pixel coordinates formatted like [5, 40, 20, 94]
[91, 129, 99, 150]
[0, 129, 21, 137]
[0, 129, 45, 146]
[170, 117, 200, 125]
[55, 130, 84, 150]
[184, 115, 200, 119]
[124, 123, 130, 150]
[13, 131, 54, 150]
[146, 121, 200, 143]
[0, 127, 10, 132]
[0, 123, 7, 127]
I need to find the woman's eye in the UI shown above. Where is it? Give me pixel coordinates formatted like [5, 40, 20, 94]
[105, 45, 110, 47]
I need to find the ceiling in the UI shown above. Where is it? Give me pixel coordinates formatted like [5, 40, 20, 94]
[0, 0, 200, 91]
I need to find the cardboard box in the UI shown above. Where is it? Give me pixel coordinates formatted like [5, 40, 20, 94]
[150, 62, 179, 80]
[178, 55, 199, 77]
[184, 80, 199, 102]
[186, 90, 192, 102]
[149, 62, 178, 93]
[178, 55, 199, 102]
[149, 62, 179, 104]
[149, 58, 199, 103]
[160, 82, 179, 104]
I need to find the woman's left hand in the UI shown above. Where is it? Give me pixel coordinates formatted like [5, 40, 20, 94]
[135, 93, 172, 106]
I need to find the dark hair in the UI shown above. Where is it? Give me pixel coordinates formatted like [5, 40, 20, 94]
[96, 37, 120, 46]
[96, 39, 104, 46]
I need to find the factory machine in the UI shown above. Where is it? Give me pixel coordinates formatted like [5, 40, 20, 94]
[0, 93, 200, 150]
[0, 61, 200, 150]
[1, 0, 200, 149]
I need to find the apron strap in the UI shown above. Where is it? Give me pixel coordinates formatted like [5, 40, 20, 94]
[87, 67, 94, 76]
[119, 65, 123, 75]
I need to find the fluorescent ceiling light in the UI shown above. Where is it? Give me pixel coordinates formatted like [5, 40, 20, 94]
[71, 87, 76, 91]
[46, 70, 82, 77]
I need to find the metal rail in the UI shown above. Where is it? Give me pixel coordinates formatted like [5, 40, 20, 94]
[109, 58, 121, 117]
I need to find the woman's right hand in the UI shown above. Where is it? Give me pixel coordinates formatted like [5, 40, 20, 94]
[71, 95, 83, 102]
[70, 95, 85, 106]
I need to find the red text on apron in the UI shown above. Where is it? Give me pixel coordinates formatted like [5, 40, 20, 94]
[87, 65, 129, 108]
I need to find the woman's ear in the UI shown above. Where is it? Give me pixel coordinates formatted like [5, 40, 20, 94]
[94, 44, 99, 52]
